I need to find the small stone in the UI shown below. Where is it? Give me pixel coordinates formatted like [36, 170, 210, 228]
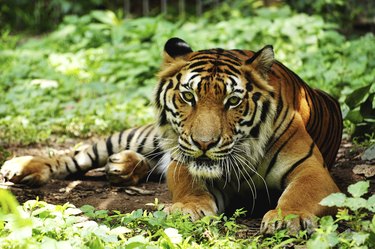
[361, 144, 375, 161]
[353, 164, 375, 178]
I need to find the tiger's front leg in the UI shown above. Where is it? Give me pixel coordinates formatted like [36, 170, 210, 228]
[166, 160, 218, 220]
[105, 150, 150, 185]
[260, 146, 340, 235]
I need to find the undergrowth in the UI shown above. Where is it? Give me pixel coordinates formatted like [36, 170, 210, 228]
[0, 5, 374, 145]
[0, 181, 374, 248]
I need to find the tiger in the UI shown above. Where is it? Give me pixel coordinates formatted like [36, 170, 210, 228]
[1, 37, 343, 234]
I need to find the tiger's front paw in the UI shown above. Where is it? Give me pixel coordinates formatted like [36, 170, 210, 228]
[105, 150, 149, 186]
[260, 209, 317, 235]
[1, 156, 52, 186]
[165, 199, 218, 221]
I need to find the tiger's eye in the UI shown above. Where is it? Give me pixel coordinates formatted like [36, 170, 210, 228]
[181, 91, 195, 103]
[228, 96, 241, 106]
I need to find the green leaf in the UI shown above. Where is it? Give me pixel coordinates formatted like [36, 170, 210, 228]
[352, 232, 369, 246]
[345, 85, 371, 108]
[91, 10, 120, 26]
[345, 197, 368, 211]
[320, 193, 346, 207]
[360, 94, 375, 119]
[345, 109, 363, 123]
[319, 216, 337, 229]
[347, 181, 369, 198]
[367, 195, 375, 212]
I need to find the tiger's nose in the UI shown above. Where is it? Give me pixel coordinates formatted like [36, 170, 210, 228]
[191, 136, 220, 152]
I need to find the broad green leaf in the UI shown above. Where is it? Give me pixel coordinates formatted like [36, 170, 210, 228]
[345, 197, 368, 211]
[345, 109, 363, 123]
[370, 81, 375, 93]
[347, 181, 369, 198]
[307, 238, 332, 249]
[367, 195, 375, 212]
[320, 193, 346, 207]
[319, 216, 336, 229]
[360, 94, 375, 118]
[352, 232, 369, 246]
[345, 85, 371, 108]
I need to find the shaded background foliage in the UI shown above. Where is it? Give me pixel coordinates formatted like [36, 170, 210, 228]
[0, 0, 374, 145]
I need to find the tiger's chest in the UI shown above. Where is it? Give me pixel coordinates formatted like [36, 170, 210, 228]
[205, 168, 280, 216]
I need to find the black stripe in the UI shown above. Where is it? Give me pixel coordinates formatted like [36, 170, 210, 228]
[187, 73, 200, 82]
[265, 129, 298, 176]
[274, 87, 283, 122]
[137, 126, 154, 153]
[260, 101, 270, 122]
[217, 147, 232, 154]
[164, 104, 179, 117]
[88, 152, 95, 166]
[191, 67, 206, 73]
[125, 128, 137, 150]
[226, 63, 241, 75]
[179, 143, 195, 153]
[176, 73, 182, 82]
[162, 80, 174, 108]
[239, 93, 259, 127]
[243, 102, 250, 116]
[118, 130, 125, 146]
[159, 111, 167, 126]
[65, 162, 72, 173]
[155, 80, 166, 108]
[239, 105, 257, 127]
[106, 135, 113, 156]
[281, 142, 315, 187]
[189, 60, 208, 69]
[232, 49, 248, 56]
[72, 157, 82, 172]
[45, 163, 53, 173]
[172, 95, 179, 110]
[249, 123, 260, 138]
[220, 52, 242, 65]
[189, 55, 216, 61]
[266, 113, 295, 154]
[92, 144, 100, 167]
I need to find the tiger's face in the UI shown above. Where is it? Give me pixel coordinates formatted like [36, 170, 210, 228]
[156, 38, 276, 179]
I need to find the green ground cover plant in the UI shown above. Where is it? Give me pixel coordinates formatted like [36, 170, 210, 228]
[1, 181, 373, 248]
[0, 5, 374, 145]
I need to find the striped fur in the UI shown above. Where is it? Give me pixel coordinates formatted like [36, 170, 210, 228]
[1, 38, 342, 234]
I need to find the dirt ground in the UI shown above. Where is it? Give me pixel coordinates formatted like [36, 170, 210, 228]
[0, 139, 374, 233]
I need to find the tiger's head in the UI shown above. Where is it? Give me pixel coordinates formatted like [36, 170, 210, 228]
[155, 38, 276, 179]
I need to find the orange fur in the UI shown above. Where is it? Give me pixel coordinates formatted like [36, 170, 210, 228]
[166, 161, 217, 220]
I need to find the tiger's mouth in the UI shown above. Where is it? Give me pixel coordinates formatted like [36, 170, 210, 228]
[186, 156, 223, 178]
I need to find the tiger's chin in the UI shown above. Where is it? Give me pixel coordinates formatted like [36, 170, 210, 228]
[187, 160, 223, 179]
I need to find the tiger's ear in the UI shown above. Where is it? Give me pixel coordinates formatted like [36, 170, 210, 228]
[163, 37, 193, 63]
[245, 45, 274, 77]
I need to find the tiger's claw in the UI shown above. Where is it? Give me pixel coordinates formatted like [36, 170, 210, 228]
[164, 199, 218, 221]
[260, 209, 317, 235]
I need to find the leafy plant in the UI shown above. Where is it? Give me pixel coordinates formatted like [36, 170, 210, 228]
[343, 83, 375, 140]
[0, 181, 374, 248]
[0, 6, 374, 144]
[308, 181, 375, 248]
